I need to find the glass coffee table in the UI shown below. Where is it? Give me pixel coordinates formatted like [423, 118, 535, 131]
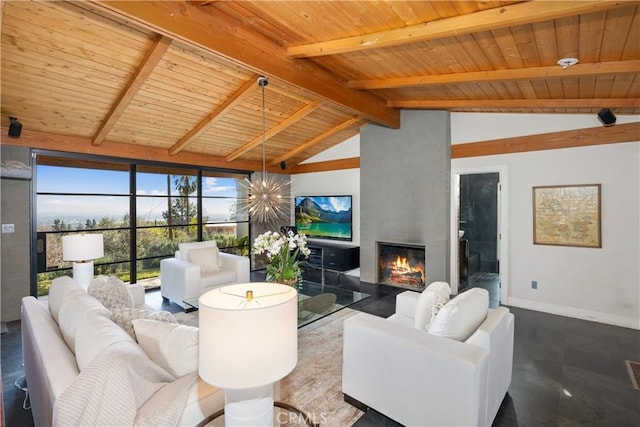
[183, 280, 369, 328]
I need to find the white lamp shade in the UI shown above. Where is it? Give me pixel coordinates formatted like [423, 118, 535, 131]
[62, 233, 104, 262]
[198, 282, 298, 390]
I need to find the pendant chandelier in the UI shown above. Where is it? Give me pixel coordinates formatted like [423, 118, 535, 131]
[238, 76, 291, 225]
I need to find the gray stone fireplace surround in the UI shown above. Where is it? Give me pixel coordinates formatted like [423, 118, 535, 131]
[360, 110, 451, 286]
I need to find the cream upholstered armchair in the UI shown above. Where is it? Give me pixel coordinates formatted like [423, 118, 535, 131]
[342, 286, 514, 427]
[160, 241, 250, 306]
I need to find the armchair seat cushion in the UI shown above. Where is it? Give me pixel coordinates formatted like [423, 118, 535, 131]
[200, 269, 237, 288]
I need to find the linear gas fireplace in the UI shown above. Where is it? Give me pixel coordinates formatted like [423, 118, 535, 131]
[377, 241, 426, 290]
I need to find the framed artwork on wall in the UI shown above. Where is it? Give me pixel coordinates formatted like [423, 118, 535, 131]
[533, 184, 602, 248]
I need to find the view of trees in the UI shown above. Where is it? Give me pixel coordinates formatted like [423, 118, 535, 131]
[36, 175, 249, 296]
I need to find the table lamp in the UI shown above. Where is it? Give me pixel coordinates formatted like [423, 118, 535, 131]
[199, 282, 297, 426]
[61, 233, 104, 289]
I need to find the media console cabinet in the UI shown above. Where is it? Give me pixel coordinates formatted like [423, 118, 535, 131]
[306, 242, 360, 273]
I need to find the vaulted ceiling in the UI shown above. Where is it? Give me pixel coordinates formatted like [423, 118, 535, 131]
[1, 1, 639, 173]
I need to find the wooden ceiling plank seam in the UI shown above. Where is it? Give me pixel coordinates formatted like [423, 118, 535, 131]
[92, 35, 173, 146]
[270, 116, 361, 166]
[348, 60, 640, 90]
[224, 100, 324, 162]
[388, 98, 640, 109]
[620, 6, 640, 60]
[287, 1, 630, 58]
[577, 11, 607, 63]
[93, 1, 399, 128]
[168, 73, 260, 155]
[452, 121, 640, 158]
[598, 4, 637, 62]
[0, 44, 135, 84]
[1, 20, 147, 72]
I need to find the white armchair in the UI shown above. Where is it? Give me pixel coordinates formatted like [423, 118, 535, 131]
[160, 241, 250, 306]
[342, 289, 514, 427]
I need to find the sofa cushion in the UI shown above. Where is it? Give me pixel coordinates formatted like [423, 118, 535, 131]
[187, 246, 220, 273]
[200, 269, 237, 288]
[74, 311, 137, 371]
[88, 275, 134, 311]
[414, 281, 451, 331]
[179, 241, 221, 268]
[48, 276, 86, 323]
[428, 288, 489, 341]
[111, 308, 177, 338]
[57, 292, 112, 351]
[133, 319, 199, 378]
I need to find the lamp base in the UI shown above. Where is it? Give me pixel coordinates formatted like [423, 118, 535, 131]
[224, 384, 274, 427]
[72, 260, 94, 290]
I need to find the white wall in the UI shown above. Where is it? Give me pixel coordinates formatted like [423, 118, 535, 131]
[294, 113, 640, 329]
[293, 135, 361, 246]
[451, 113, 640, 329]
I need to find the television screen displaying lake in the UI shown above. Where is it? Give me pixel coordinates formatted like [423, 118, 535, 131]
[298, 222, 351, 240]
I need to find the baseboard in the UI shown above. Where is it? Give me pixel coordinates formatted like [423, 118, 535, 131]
[507, 297, 640, 330]
[343, 394, 368, 412]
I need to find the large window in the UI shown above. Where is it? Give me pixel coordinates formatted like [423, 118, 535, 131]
[35, 153, 250, 296]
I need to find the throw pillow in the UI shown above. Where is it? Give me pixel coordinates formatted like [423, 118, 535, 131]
[428, 287, 489, 341]
[132, 319, 198, 378]
[110, 308, 177, 338]
[414, 281, 451, 331]
[88, 275, 134, 311]
[187, 246, 220, 273]
[48, 276, 86, 322]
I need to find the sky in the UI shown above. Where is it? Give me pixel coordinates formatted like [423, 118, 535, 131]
[36, 166, 242, 224]
[296, 195, 351, 213]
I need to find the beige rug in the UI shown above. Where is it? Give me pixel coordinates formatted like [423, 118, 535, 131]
[173, 307, 364, 426]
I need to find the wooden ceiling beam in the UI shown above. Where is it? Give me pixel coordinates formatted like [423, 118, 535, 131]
[288, 157, 360, 174]
[3, 128, 279, 173]
[270, 117, 361, 166]
[168, 74, 259, 155]
[350, 60, 640, 90]
[287, 1, 631, 58]
[92, 35, 172, 146]
[225, 100, 324, 162]
[452, 122, 640, 158]
[389, 98, 640, 109]
[93, 1, 400, 128]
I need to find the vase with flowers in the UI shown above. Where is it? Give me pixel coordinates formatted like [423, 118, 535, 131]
[252, 230, 311, 286]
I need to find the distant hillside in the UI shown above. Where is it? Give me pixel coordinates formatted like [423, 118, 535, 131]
[295, 197, 351, 224]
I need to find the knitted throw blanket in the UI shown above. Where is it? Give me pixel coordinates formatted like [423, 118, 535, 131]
[53, 341, 198, 426]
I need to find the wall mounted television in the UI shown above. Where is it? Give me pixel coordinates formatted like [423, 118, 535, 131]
[294, 195, 353, 241]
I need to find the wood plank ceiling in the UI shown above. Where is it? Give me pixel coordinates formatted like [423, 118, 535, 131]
[1, 1, 639, 173]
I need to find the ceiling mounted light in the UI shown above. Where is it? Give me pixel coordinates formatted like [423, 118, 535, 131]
[557, 58, 579, 69]
[237, 76, 291, 226]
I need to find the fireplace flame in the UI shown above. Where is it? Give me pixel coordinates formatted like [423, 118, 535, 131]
[395, 256, 412, 272]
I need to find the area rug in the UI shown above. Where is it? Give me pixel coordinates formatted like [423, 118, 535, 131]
[173, 307, 364, 426]
[625, 360, 640, 391]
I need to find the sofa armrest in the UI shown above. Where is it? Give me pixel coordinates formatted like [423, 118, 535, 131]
[160, 258, 202, 302]
[343, 312, 489, 427]
[394, 290, 420, 318]
[219, 252, 250, 283]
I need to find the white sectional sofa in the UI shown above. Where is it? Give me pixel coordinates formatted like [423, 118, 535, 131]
[342, 287, 514, 427]
[21, 276, 224, 427]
